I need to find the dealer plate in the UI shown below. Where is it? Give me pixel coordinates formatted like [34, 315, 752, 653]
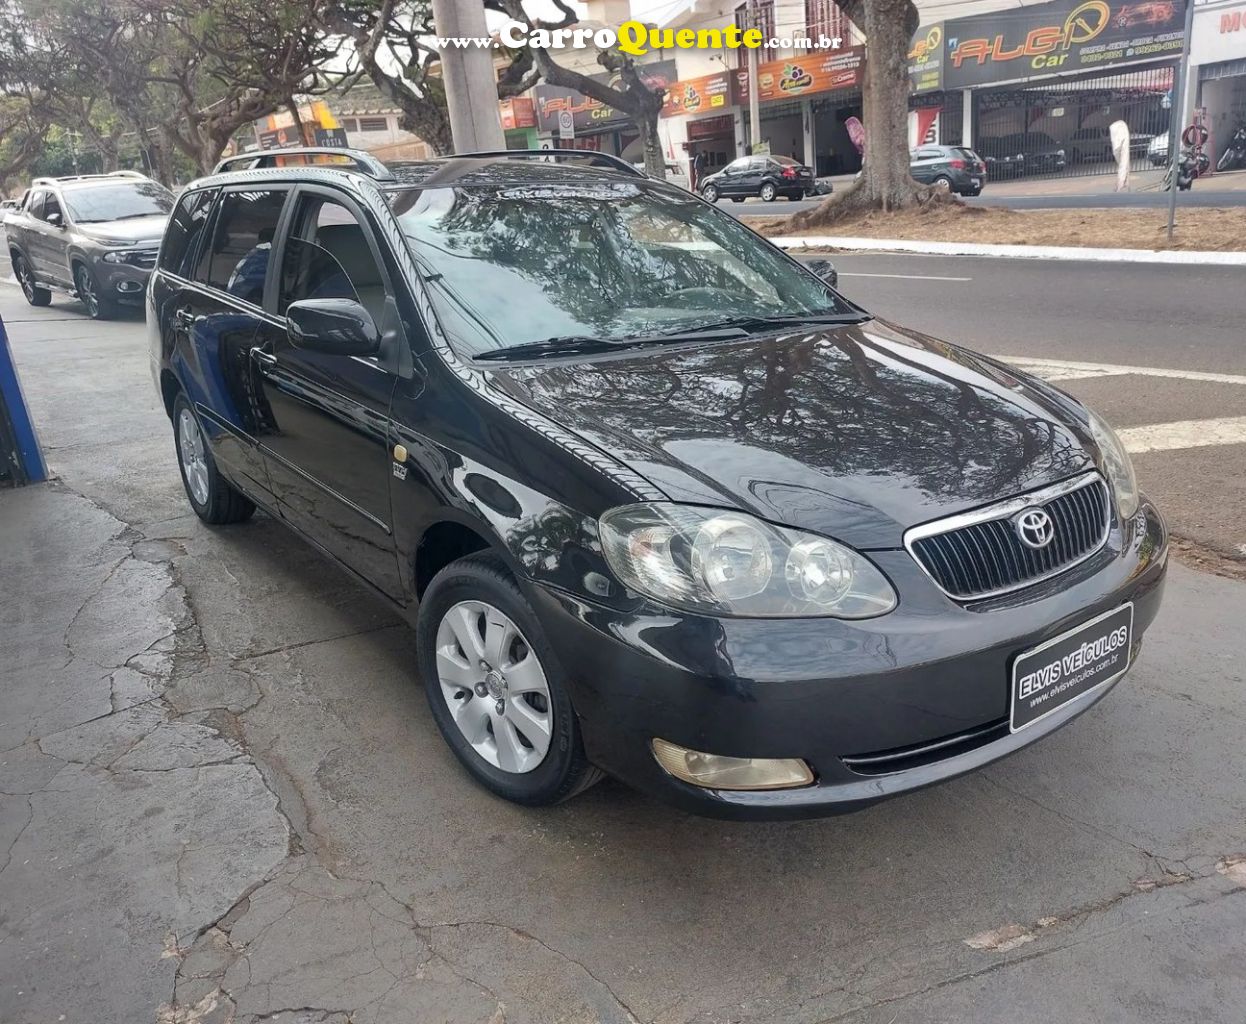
[1010, 604, 1133, 733]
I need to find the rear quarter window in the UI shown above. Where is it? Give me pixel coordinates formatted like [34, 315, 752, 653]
[159, 189, 217, 277]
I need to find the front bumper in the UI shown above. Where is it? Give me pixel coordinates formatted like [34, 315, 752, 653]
[531, 500, 1167, 820]
[90, 255, 155, 302]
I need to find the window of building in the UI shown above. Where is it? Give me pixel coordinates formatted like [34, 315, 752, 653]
[358, 116, 389, 133]
[339, 117, 359, 133]
[734, 0, 775, 67]
[200, 189, 287, 305]
[805, 0, 850, 42]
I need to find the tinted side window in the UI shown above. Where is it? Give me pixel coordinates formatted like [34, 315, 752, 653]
[25, 191, 46, 218]
[159, 189, 216, 277]
[278, 197, 387, 323]
[201, 189, 287, 304]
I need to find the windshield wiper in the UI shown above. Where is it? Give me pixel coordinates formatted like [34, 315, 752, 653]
[474, 325, 750, 362]
[694, 311, 870, 333]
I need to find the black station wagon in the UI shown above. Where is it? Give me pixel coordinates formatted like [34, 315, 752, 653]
[149, 148, 1167, 819]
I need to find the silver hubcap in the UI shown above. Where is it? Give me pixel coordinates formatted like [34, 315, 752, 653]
[762, 185, 775, 199]
[935, 178, 951, 192]
[177, 408, 210, 506]
[435, 600, 553, 774]
[76, 267, 97, 314]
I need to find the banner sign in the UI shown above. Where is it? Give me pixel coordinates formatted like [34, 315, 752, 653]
[687, 114, 735, 140]
[943, 0, 1186, 89]
[908, 23, 945, 93]
[499, 97, 536, 131]
[534, 60, 676, 134]
[662, 71, 732, 117]
[732, 47, 864, 104]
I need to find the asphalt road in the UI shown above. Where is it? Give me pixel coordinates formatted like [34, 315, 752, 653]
[2, 269, 1245, 1024]
[721, 188, 1246, 216]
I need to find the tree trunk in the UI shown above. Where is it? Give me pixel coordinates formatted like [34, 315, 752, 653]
[792, 0, 948, 228]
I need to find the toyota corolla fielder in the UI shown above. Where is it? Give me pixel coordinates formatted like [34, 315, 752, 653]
[148, 148, 1167, 819]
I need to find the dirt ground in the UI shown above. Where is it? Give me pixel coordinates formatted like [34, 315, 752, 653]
[748, 202, 1246, 251]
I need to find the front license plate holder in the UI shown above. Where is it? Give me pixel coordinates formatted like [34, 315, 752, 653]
[1010, 604, 1133, 733]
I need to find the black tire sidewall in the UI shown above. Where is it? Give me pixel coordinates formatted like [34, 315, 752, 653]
[417, 556, 586, 805]
[74, 263, 112, 319]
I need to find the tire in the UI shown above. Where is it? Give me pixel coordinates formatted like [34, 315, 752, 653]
[965, 187, 983, 197]
[172, 394, 256, 525]
[701, 184, 719, 203]
[1217, 148, 1237, 173]
[12, 252, 51, 307]
[73, 262, 117, 320]
[760, 182, 777, 202]
[417, 554, 602, 806]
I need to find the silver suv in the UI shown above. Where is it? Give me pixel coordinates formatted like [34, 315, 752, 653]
[4, 171, 173, 318]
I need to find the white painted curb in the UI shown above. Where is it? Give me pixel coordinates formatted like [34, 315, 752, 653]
[771, 235, 1246, 265]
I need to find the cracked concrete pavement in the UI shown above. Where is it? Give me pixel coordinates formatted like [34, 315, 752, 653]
[2, 290, 1246, 1024]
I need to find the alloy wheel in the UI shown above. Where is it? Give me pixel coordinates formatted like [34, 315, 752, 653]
[933, 176, 952, 193]
[702, 185, 718, 203]
[16, 257, 35, 301]
[75, 265, 99, 317]
[760, 183, 777, 202]
[435, 600, 553, 774]
[177, 407, 210, 506]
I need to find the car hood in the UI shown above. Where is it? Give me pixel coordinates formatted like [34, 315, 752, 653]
[77, 214, 168, 245]
[483, 321, 1095, 549]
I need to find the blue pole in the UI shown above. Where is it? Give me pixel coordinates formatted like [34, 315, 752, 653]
[0, 312, 47, 485]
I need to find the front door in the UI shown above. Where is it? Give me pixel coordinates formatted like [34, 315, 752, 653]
[38, 191, 72, 286]
[250, 187, 403, 599]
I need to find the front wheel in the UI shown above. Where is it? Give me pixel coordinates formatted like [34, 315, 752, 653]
[418, 554, 602, 806]
[74, 263, 116, 320]
[172, 395, 255, 525]
[12, 253, 51, 307]
[701, 184, 719, 203]
[760, 182, 777, 202]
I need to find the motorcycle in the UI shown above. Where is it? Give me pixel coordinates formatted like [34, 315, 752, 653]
[1162, 144, 1210, 191]
[1216, 125, 1246, 172]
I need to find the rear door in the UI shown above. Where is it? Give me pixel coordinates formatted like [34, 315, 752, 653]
[249, 186, 404, 598]
[19, 190, 52, 280]
[176, 186, 290, 502]
[910, 147, 943, 183]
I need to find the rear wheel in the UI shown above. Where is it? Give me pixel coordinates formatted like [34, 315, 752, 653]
[418, 554, 602, 806]
[932, 175, 953, 193]
[74, 262, 117, 320]
[12, 253, 51, 307]
[760, 182, 778, 202]
[172, 394, 255, 525]
[701, 184, 719, 203]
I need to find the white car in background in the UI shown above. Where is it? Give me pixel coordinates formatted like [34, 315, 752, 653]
[633, 161, 692, 191]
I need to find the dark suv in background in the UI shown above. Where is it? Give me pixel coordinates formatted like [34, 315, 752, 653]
[909, 145, 987, 196]
[5, 170, 173, 318]
[149, 147, 1165, 819]
[699, 154, 814, 203]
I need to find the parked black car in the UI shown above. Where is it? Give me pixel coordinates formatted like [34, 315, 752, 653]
[1067, 127, 1157, 164]
[699, 154, 814, 203]
[981, 133, 1067, 177]
[149, 148, 1166, 820]
[909, 145, 987, 196]
[5, 171, 173, 318]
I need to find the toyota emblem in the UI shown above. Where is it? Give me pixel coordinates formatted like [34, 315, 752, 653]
[1015, 508, 1055, 549]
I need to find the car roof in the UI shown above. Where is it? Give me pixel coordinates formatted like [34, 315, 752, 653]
[186, 153, 666, 197]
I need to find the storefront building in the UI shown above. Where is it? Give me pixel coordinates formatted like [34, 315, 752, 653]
[1190, 0, 1246, 167]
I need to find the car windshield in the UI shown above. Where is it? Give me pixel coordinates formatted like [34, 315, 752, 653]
[389, 181, 853, 358]
[63, 181, 174, 224]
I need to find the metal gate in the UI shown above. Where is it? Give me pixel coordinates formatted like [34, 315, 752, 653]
[973, 64, 1177, 179]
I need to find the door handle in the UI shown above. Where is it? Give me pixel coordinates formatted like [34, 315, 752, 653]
[250, 347, 277, 369]
[174, 308, 198, 329]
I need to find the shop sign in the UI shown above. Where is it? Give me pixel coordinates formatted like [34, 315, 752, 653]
[687, 114, 735, 141]
[1191, 3, 1246, 65]
[732, 47, 864, 104]
[499, 97, 536, 131]
[534, 59, 676, 134]
[944, 0, 1186, 89]
[908, 23, 945, 93]
[662, 71, 732, 117]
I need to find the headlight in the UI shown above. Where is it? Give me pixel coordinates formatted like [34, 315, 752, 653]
[1086, 409, 1139, 518]
[598, 504, 896, 618]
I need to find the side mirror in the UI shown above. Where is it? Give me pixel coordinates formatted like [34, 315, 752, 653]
[806, 258, 838, 288]
[286, 298, 380, 357]
[46, 210, 63, 227]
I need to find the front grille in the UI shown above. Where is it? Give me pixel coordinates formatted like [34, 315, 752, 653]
[128, 248, 159, 269]
[907, 473, 1111, 601]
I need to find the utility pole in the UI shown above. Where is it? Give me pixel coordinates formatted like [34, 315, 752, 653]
[431, 0, 505, 153]
[746, 0, 761, 154]
[1166, 0, 1197, 242]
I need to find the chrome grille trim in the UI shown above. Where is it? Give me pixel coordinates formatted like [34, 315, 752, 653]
[904, 471, 1112, 601]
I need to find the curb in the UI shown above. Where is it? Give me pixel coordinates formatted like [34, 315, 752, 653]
[770, 236, 1246, 265]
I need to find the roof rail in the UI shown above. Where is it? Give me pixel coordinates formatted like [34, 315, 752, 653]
[213, 146, 393, 180]
[454, 150, 646, 177]
[31, 170, 149, 186]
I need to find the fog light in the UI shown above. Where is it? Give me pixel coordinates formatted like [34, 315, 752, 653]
[651, 738, 813, 791]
